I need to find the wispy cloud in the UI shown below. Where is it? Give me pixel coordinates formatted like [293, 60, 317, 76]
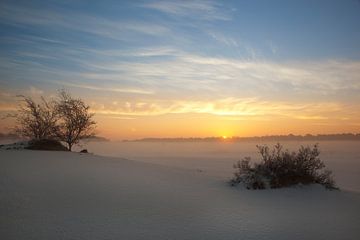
[85, 47, 182, 58]
[207, 31, 239, 47]
[2, 38, 360, 101]
[15, 51, 58, 60]
[141, 0, 231, 20]
[67, 49, 360, 99]
[58, 82, 154, 95]
[88, 97, 350, 123]
[0, 3, 169, 40]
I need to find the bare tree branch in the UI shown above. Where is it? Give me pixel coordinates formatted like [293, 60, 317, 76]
[55, 89, 96, 151]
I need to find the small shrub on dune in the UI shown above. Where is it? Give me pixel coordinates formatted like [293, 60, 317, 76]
[230, 143, 337, 190]
[25, 139, 68, 151]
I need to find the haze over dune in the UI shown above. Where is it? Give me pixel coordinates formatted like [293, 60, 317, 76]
[77, 140, 360, 192]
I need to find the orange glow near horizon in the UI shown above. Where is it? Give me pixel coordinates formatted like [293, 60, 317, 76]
[1, 92, 359, 140]
[1, 100, 360, 141]
[85, 96, 360, 140]
[91, 111, 360, 140]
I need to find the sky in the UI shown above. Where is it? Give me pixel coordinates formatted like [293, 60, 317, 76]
[0, 0, 360, 140]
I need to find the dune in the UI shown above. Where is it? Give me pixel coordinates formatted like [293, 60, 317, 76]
[1, 150, 359, 240]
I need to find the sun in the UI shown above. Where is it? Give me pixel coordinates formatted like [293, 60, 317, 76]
[222, 135, 228, 139]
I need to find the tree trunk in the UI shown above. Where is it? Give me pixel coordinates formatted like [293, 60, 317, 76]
[68, 143, 72, 151]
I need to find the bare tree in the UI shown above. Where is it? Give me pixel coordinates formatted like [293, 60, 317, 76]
[55, 90, 96, 151]
[14, 95, 58, 140]
[12, 89, 96, 151]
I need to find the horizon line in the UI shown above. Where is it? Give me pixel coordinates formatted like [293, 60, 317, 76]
[122, 133, 360, 142]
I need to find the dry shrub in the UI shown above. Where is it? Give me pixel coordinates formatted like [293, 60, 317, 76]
[230, 143, 337, 190]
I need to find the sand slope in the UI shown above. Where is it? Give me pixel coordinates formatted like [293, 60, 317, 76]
[1, 150, 359, 240]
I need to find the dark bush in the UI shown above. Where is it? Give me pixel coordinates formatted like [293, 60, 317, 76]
[25, 139, 68, 151]
[230, 143, 337, 190]
[13, 89, 96, 151]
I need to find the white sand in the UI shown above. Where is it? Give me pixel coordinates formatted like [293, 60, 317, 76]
[1, 150, 360, 240]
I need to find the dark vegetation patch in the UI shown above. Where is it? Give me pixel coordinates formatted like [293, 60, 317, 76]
[230, 143, 337, 190]
[25, 139, 68, 151]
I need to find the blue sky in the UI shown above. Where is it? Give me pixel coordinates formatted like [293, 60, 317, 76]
[1, 0, 360, 138]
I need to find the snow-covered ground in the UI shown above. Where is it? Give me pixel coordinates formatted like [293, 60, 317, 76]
[78, 140, 360, 192]
[1, 150, 360, 239]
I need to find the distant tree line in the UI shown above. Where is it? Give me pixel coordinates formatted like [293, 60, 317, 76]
[233, 133, 360, 141]
[126, 133, 360, 142]
[13, 89, 96, 151]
